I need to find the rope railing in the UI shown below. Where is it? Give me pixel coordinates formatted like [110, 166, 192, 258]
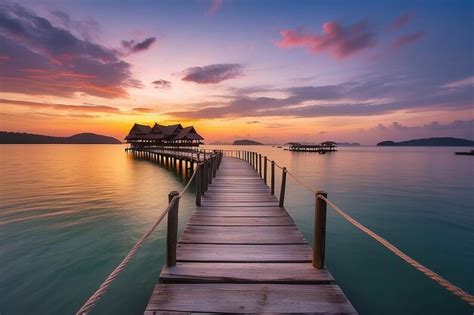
[76, 151, 223, 315]
[317, 194, 474, 306]
[220, 149, 474, 306]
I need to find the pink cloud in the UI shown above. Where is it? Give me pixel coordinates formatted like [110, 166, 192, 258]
[392, 32, 426, 48]
[389, 13, 413, 31]
[276, 21, 376, 59]
[207, 0, 223, 16]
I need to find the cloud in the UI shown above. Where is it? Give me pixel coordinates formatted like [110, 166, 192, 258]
[49, 10, 100, 41]
[276, 21, 377, 59]
[0, 98, 121, 113]
[362, 120, 474, 142]
[389, 13, 413, 31]
[207, 0, 223, 15]
[0, 3, 142, 98]
[121, 37, 156, 55]
[181, 64, 244, 84]
[132, 107, 155, 113]
[168, 75, 473, 119]
[442, 76, 474, 89]
[392, 32, 425, 48]
[246, 120, 261, 124]
[152, 79, 172, 89]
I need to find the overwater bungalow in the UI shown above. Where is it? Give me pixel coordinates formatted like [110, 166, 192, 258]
[125, 123, 204, 149]
[286, 141, 337, 153]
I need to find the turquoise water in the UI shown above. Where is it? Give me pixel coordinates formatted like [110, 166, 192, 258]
[0, 144, 472, 314]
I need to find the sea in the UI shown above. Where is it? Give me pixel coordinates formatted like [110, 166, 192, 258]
[0, 144, 472, 314]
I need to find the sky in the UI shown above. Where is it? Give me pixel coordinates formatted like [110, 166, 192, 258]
[0, 0, 473, 144]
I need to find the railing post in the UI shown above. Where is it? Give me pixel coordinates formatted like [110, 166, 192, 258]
[203, 160, 208, 192]
[271, 161, 275, 195]
[313, 191, 327, 269]
[264, 156, 267, 185]
[201, 161, 206, 195]
[208, 159, 213, 185]
[166, 191, 180, 267]
[258, 154, 262, 178]
[195, 165, 202, 206]
[279, 167, 287, 207]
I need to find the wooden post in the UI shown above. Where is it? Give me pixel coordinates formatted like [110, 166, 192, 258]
[195, 165, 202, 206]
[208, 159, 213, 185]
[313, 191, 327, 269]
[259, 154, 262, 177]
[279, 167, 287, 207]
[166, 191, 180, 267]
[213, 156, 218, 177]
[203, 161, 208, 192]
[264, 156, 268, 185]
[271, 161, 275, 195]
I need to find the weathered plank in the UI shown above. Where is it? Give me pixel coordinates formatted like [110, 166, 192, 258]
[200, 201, 280, 207]
[160, 262, 334, 283]
[188, 215, 294, 225]
[193, 209, 288, 217]
[146, 284, 357, 314]
[179, 226, 306, 244]
[176, 244, 312, 262]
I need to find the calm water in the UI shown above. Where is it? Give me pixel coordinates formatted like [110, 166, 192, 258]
[0, 144, 473, 314]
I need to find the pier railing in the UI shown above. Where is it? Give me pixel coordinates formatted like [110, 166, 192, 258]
[215, 149, 474, 306]
[76, 150, 223, 315]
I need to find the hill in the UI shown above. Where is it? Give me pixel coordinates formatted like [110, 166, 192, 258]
[377, 137, 474, 146]
[0, 131, 122, 144]
[233, 139, 263, 145]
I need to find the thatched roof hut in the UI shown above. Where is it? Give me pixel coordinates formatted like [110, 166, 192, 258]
[125, 122, 204, 148]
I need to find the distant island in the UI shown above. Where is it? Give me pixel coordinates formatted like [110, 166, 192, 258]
[377, 137, 474, 146]
[0, 131, 122, 144]
[233, 139, 263, 145]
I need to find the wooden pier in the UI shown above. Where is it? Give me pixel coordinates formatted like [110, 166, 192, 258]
[144, 152, 356, 314]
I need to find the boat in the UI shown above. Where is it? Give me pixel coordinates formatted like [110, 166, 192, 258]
[454, 149, 474, 155]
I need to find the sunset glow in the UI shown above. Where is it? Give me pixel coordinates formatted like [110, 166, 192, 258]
[1, 0, 472, 144]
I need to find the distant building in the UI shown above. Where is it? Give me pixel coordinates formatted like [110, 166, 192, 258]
[125, 123, 204, 149]
[286, 141, 337, 153]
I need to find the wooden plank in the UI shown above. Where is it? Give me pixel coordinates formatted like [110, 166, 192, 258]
[160, 262, 334, 284]
[176, 244, 312, 262]
[188, 216, 294, 225]
[200, 202, 280, 207]
[195, 206, 284, 212]
[146, 284, 357, 314]
[193, 209, 288, 217]
[179, 226, 306, 244]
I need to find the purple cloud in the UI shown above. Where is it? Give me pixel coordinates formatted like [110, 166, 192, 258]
[121, 37, 156, 54]
[207, 0, 223, 15]
[168, 75, 473, 119]
[152, 79, 172, 89]
[181, 64, 244, 84]
[389, 13, 413, 31]
[49, 9, 100, 41]
[0, 98, 120, 113]
[392, 32, 426, 48]
[0, 3, 142, 98]
[362, 120, 474, 142]
[276, 21, 377, 59]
